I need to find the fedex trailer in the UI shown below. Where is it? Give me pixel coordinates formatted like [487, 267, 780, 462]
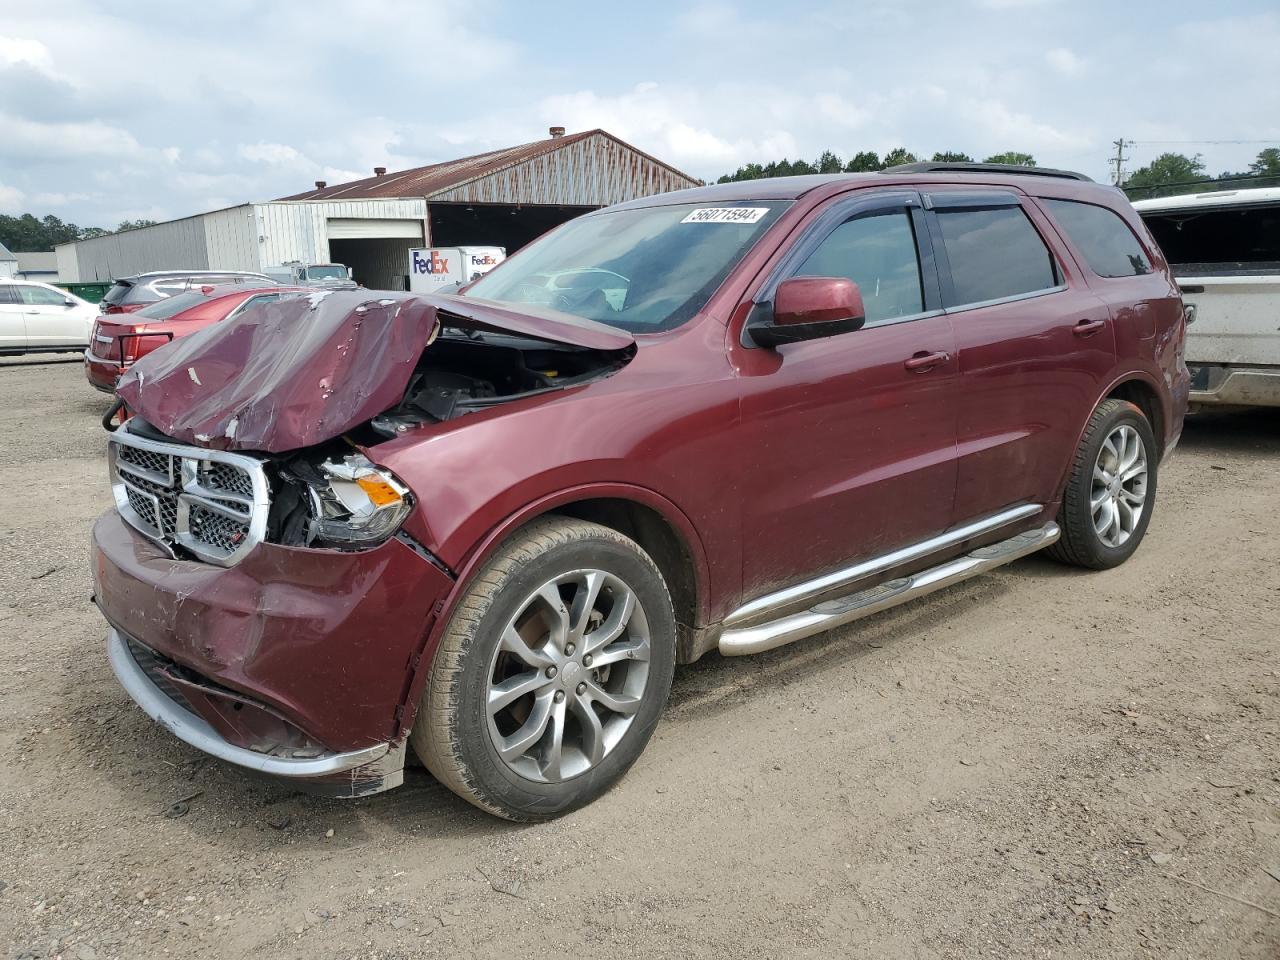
[409, 246, 506, 294]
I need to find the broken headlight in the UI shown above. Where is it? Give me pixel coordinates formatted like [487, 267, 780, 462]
[305, 454, 413, 548]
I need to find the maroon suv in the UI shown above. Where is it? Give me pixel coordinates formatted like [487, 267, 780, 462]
[91, 165, 1189, 820]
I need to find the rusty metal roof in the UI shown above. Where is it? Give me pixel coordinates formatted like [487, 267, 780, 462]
[277, 129, 701, 205]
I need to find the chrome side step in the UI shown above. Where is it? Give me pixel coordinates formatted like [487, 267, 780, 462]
[724, 503, 1043, 628]
[718, 521, 1059, 657]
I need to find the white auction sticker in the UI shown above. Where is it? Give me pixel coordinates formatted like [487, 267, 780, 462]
[680, 207, 770, 224]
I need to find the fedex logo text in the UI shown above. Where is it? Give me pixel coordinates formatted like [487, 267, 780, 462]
[412, 250, 451, 275]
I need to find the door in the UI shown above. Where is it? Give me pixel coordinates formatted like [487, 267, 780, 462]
[923, 191, 1116, 521]
[735, 192, 959, 601]
[20, 283, 91, 347]
[0, 285, 27, 350]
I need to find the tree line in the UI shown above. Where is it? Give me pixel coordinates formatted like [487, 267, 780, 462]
[717, 149, 1038, 182]
[0, 214, 157, 253]
[1122, 147, 1280, 199]
[716, 145, 1280, 199]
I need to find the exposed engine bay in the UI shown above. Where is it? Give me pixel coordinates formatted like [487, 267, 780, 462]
[268, 325, 630, 549]
[366, 327, 631, 439]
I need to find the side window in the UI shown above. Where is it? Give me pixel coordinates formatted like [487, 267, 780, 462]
[935, 206, 1058, 306]
[1041, 198, 1152, 277]
[793, 209, 924, 323]
[0, 285, 20, 305]
[18, 285, 69, 306]
[150, 279, 187, 298]
[231, 294, 279, 316]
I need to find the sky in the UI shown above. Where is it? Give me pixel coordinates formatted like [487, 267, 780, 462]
[1, 0, 1278, 229]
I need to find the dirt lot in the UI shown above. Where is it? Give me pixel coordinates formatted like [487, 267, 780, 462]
[0, 355, 1277, 960]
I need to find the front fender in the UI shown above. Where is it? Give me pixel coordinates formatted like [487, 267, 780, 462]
[390, 480, 711, 741]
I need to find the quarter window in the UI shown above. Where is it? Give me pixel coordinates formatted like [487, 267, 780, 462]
[935, 206, 1058, 305]
[792, 210, 924, 323]
[1042, 198, 1151, 278]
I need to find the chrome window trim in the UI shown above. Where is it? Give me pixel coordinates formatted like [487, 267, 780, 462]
[942, 283, 1069, 316]
[724, 503, 1042, 627]
[108, 425, 271, 567]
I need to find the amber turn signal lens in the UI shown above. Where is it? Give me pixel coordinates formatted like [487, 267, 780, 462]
[355, 475, 403, 507]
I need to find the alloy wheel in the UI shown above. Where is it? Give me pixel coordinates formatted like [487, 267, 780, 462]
[1091, 423, 1148, 548]
[485, 570, 652, 782]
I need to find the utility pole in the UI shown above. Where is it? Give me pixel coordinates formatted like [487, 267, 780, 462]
[1110, 138, 1130, 186]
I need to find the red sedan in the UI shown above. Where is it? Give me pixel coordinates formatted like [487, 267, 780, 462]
[85, 284, 306, 393]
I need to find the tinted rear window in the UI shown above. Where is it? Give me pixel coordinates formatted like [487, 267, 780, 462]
[1042, 199, 1151, 278]
[102, 281, 134, 305]
[133, 291, 211, 320]
[936, 206, 1058, 305]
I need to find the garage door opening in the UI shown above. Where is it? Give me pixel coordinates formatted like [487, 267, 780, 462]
[328, 237, 423, 290]
[428, 203, 596, 254]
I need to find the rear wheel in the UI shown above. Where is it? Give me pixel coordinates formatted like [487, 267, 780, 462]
[411, 517, 675, 821]
[1048, 398, 1157, 569]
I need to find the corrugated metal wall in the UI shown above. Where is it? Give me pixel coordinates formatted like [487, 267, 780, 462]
[427, 132, 696, 206]
[68, 215, 211, 282]
[54, 243, 79, 283]
[256, 199, 427, 269]
[202, 206, 259, 272]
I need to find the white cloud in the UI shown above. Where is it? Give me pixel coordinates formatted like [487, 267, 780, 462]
[0, 111, 146, 160]
[0, 182, 25, 214]
[238, 142, 307, 165]
[0, 35, 54, 71]
[1046, 47, 1085, 76]
[0, 2, 1275, 226]
[977, 0, 1058, 8]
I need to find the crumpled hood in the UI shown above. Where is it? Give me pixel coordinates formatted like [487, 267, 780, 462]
[115, 290, 634, 453]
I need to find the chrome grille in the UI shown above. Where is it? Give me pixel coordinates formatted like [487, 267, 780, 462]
[108, 426, 270, 567]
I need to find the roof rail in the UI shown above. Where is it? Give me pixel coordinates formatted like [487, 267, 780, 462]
[882, 162, 1094, 183]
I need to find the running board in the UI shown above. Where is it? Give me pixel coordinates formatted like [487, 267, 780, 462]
[718, 522, 1059, 657]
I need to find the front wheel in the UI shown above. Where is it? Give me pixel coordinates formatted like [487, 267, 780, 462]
[1048, 398, 1158, 570]
[410, 517, 675, 821]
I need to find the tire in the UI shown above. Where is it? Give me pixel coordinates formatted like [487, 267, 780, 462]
[1047, 398, 1158, 570]
[410, 516, 676, 821]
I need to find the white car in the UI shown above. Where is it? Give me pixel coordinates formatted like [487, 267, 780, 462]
[0, 279, 98, 356]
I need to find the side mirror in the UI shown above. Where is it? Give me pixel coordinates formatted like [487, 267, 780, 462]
[63, 297, 77, 307]
[751, 276, 866, 348]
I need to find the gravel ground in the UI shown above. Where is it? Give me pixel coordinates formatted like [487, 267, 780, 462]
[1, 355, 1277, 960]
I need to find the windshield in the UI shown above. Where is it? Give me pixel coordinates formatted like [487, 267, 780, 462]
[306, 266, 348, 280]
[464, 201, 790, 332]
[134, 291, 209, 320]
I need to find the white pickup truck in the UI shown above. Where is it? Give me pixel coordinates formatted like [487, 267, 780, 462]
[1135, 187, 1280, 409]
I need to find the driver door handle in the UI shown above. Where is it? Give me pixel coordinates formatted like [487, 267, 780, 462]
[1073, 318, 1107, 337]
[904, 350, 950, 372]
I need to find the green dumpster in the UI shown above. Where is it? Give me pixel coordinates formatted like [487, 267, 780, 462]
[59, 282, 111, 304]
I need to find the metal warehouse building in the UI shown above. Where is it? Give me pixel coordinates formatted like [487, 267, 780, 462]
[54, 128, 700, 290]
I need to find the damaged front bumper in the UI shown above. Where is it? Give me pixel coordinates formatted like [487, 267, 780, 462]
[107, 628, 406, 796]
[92, 509, 454, 798]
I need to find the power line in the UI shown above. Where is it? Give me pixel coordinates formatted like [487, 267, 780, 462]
[1128, 139, 1280, 145]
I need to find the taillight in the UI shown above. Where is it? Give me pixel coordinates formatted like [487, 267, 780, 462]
[102, 303, 125, 315]
[121, 333, 172, 363]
